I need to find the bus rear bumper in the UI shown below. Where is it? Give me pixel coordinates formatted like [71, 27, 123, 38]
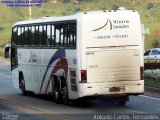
[79, 80, 144, 98]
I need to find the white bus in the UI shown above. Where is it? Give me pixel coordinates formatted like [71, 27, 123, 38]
[6, 9, 144, 105]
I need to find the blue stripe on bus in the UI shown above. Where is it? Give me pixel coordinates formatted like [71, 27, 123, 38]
[40, 48, 66, 92]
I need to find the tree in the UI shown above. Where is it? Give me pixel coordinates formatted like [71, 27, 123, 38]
[112, 4, 119, 10]
[62, 0, 70, 3]
[0, 26, 4, 31]
[152, 39, 159, 48]
[147, 3, 154, 10]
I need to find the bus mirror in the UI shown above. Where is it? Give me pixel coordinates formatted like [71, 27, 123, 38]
[4, 43, 11, 58]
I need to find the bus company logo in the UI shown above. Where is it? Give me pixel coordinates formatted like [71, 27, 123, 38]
[92, 19, 112, 31]
[92, 19, 130, 32]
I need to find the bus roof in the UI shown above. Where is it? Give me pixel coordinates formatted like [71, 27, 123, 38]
[13, 10, 138, 27]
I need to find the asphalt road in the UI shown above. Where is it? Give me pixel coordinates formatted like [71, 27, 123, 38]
[0, 60, 160, 120]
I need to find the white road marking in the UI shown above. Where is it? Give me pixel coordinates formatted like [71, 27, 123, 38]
[140, 95, 160, 101]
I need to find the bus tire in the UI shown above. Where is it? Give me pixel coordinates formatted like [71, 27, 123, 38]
[52, 77, 62, 104]
[19, 73, 27, 96]
[117, 100, 126, 106]
[61, 80, 69, 105]
[116, 96, 129, 106]
[20, 79, 27, 96]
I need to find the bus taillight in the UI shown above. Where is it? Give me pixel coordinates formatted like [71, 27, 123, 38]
[81, 70, 87, 83]
[140, 67, 144, 80]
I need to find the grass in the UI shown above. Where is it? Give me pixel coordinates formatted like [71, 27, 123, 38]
[144, 79, 160, 89]
[0, 48, 4, 57]
[0, 0, 160, 56]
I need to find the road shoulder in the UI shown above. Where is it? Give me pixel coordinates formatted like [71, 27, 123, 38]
[0, 56, 10, 64]
[144, 87, 160, 99]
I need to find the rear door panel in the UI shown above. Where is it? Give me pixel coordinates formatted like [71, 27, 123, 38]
[86, 49, 140, 83]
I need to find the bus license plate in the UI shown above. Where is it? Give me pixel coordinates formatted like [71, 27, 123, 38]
[109, 87, 121, 92]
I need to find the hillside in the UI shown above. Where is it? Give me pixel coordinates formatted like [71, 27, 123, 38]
[0, 0, 160, 56]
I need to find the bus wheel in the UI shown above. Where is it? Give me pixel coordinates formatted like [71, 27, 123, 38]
[61, 82, 69, 105]
[116, 100, 126, 106]
[52, 78, 62, 104]
[20, 79, 27, 96]
[116, 96, 129, 106]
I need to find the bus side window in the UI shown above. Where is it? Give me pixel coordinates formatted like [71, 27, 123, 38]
[43, 25, 47, 46]
[31, 26, 35, 46]
[46, 25, 51, 46]
[55, 24, 60, 47]
[24, 26, 29, 46]
[52, 25, 55, 46]
[60, 24, 63, 47]
[63, 24, 68, 46]
[16, 26, 22, 45]
[12, 27, 18, 45]
[35, 26, 39, 46]
[39, 25, 43, 46]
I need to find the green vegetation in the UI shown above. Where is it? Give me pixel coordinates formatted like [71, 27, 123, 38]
[0, 0, 160, 56]
[145, 80, 160, 89]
